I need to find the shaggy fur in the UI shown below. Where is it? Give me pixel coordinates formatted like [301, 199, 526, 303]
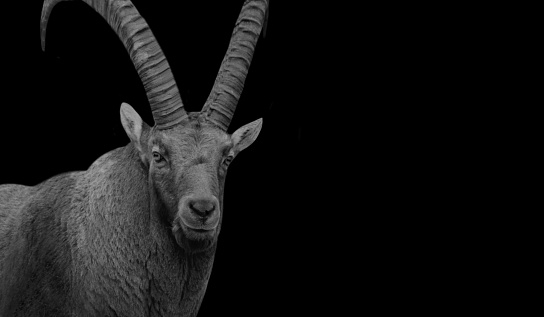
[0, 143, 216, 316]
[0, 108, 261, 317]
[3, 0, 268, 313]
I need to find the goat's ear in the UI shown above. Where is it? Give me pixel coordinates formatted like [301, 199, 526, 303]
[231, 118, 263, 155]
[120, 103, 148, 154]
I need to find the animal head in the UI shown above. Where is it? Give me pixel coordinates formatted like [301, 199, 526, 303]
[40, 0, 269, 251]
[121, 106, 261, 251]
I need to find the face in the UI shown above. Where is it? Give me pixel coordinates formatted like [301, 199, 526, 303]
[148, 121, 231, 251]
[120, 105, 262, 253]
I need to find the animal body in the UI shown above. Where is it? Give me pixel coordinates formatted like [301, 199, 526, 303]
[0, 0, 269, 316]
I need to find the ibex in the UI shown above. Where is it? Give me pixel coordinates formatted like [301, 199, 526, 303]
[0, 0, 269, 316]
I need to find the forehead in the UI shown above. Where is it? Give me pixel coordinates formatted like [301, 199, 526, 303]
[150, 121, 230, 153]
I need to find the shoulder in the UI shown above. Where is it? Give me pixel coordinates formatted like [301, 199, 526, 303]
[0, 184, 33, 211]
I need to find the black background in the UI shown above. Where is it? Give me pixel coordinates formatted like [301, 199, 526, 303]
[0, 1, 487, 314]
[0, 0, 310, 315]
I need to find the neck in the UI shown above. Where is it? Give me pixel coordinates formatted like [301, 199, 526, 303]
[78, 144, 218, 316]
[145, 215, 217, 316]
[145, 152, 218, 316]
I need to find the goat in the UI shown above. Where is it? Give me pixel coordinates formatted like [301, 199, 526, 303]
[0, 0, 269, 316]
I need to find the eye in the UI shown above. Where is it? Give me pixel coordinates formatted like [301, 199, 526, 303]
[152, 151, 165, 164]
[223, 155, 233, 167]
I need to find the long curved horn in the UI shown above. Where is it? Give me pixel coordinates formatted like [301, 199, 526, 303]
[201, 0, 269, 131]
[41, 0, 187, 130]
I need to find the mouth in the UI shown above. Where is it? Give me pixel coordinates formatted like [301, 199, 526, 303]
[175, 224, 216, 251]
[187, 227, 213, 233]
[182, 222, 217, 240]
[181, 217, 219, 233]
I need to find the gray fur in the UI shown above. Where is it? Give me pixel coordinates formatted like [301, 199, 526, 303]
[0, 0, 266, 314]
[0, 113, 261, 316]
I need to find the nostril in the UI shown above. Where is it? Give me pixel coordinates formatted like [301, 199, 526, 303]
[188, 199, 216, 218]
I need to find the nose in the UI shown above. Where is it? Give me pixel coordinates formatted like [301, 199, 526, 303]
[188, 198, 217, 219]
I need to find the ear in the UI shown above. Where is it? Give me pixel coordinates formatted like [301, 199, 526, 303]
[120, 103, 149, 157]
[231, 118, 263, 155]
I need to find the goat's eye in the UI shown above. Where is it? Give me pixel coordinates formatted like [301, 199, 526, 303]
[223, 156, 233, 167]
[152, 151, 164, 163]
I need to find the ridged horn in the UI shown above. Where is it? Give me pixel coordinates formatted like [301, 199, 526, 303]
[201, 0, 269, 131]
[40, 0, 187, 130]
